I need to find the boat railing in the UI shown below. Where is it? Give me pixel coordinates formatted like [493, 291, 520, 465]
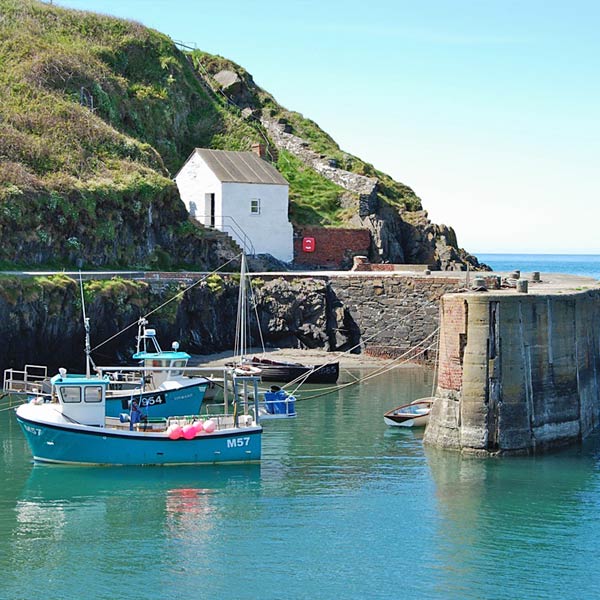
[3, 364, 48, 394]
[97, 365, 236, 414]
[166, 412, 255, 431]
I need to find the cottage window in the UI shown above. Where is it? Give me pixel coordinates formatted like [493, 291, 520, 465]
[250, 199, 260, 215]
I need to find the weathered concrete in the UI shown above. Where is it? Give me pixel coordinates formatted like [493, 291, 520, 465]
[424, 278, 600, 455]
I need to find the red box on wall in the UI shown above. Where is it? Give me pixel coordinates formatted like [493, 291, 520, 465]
[302, 237, 315, 253]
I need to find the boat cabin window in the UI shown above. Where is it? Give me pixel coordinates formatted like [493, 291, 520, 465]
[170, 359, 187, 376]
[60, 386, 81, 403]
[84, 386, 103, 403]
[149, 359, 167, 369]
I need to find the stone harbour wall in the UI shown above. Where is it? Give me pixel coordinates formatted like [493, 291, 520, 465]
[424, 290, 600, 455]
[327, 275, 462, 360]
[0, 273, 464, 374]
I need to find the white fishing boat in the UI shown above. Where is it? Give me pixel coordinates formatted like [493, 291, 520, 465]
[98, 318, 210, 418]
[4, 317, 211, 420]
[383, 397, 434, 428]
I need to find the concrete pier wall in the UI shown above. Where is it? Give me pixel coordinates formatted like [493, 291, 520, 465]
[424, 289, 600, 454]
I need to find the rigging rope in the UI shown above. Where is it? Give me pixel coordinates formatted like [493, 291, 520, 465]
[91, 253, 242, 353]
[297, 330, 440, 402]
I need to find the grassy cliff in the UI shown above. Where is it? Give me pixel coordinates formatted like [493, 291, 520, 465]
[0, 0, 263, 268]
[0, 0, 481, 270]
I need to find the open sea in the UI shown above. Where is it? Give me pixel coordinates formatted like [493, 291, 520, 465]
[478, 253, 600, 280]
[2, 254, 600, 600]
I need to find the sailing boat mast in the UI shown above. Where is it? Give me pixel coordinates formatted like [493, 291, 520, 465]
[79, 273, 92, 378]
[235, 253, 248, 364]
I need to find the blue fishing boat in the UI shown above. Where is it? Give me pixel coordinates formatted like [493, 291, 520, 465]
[16, 370, 261, 466]
[101, 319, 210, 419]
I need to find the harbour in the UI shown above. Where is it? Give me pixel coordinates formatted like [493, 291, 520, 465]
[1, 260, 600, 598]
[2, 363, 600, 599]
[0, 0, 597, 596]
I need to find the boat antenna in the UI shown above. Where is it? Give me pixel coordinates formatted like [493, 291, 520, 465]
[136, 317, 148, 354]
[79, 272, 93, 378]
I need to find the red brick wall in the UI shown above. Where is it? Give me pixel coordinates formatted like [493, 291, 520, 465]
[437, 295, 467, 392]
[294, 227, 371, 269]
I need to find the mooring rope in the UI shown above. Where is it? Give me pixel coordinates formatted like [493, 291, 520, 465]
[91, 253, 242, 353]
[297, 331, 440, 401]
[281, 303, 430, 392]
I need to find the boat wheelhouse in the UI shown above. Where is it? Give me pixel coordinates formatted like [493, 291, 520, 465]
[99, 319, 210, 418]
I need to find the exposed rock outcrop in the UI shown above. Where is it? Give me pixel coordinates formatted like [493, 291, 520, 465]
[198, 62, 488, 271]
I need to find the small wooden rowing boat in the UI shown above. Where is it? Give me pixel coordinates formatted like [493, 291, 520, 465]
[383, 397, 434, 428]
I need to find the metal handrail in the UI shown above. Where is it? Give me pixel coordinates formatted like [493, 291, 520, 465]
[3, 364, 48, 394]
[194, 215, 256, 256]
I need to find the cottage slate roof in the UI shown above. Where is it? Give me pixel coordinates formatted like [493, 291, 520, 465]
[192, 149, 288, 185]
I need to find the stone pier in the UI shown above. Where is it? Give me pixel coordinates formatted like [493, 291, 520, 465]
[424, 275, 600, 455]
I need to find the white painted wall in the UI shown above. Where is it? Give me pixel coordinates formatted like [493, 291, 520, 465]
[175, 153, 294, 263]
[175, 153, 222, 227]
[221, 182, 293, 262]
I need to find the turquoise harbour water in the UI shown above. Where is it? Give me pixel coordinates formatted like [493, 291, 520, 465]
[2, 254, 600, 599]
[3, 368, 600, 600]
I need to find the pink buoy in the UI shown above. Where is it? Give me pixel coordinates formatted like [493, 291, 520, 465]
[193, 421, 205, 435]
[203, 419, 215, 434]
[182, 424, 196, 440]
[168, 425, 183, 440]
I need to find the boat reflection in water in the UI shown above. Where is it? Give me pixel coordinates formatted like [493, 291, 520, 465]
[13, 463, 261, 548]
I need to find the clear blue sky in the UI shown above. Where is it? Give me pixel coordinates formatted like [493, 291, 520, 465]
[55, 0, 600, 254]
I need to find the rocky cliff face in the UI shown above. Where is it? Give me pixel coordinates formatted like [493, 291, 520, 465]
[0, 273, 462, 375]
[197, 57, 487, 271]
[0, 275, 359, 374]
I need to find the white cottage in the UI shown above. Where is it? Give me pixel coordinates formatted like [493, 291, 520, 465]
[175, 147, 293, 262]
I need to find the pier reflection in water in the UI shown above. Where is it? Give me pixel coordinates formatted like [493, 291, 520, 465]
[2, 366, 600, 599]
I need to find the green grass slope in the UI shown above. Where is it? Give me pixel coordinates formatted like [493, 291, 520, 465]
[0, 0, 264, 268]
[192, 51, 423, 218]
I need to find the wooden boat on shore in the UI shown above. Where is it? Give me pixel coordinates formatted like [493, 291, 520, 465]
[246, 356, 339, 384]
[383, 398, 434, 428]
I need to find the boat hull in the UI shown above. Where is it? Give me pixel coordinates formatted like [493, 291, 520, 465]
[105, 382, 207, 418]
[250, 360, 339, 384]
[16, 415, 261, 466]
[383, 399, 433, 428]
[383, 413, 429, 428]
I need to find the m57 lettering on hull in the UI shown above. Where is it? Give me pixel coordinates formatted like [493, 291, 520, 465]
[227, 437, 250, 448]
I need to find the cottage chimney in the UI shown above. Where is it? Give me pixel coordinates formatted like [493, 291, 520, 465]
[251, 142, 266, 160]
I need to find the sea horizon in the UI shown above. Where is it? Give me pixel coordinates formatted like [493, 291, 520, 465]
[474, 252, 600, 280]
[475, 252, 600, 257]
